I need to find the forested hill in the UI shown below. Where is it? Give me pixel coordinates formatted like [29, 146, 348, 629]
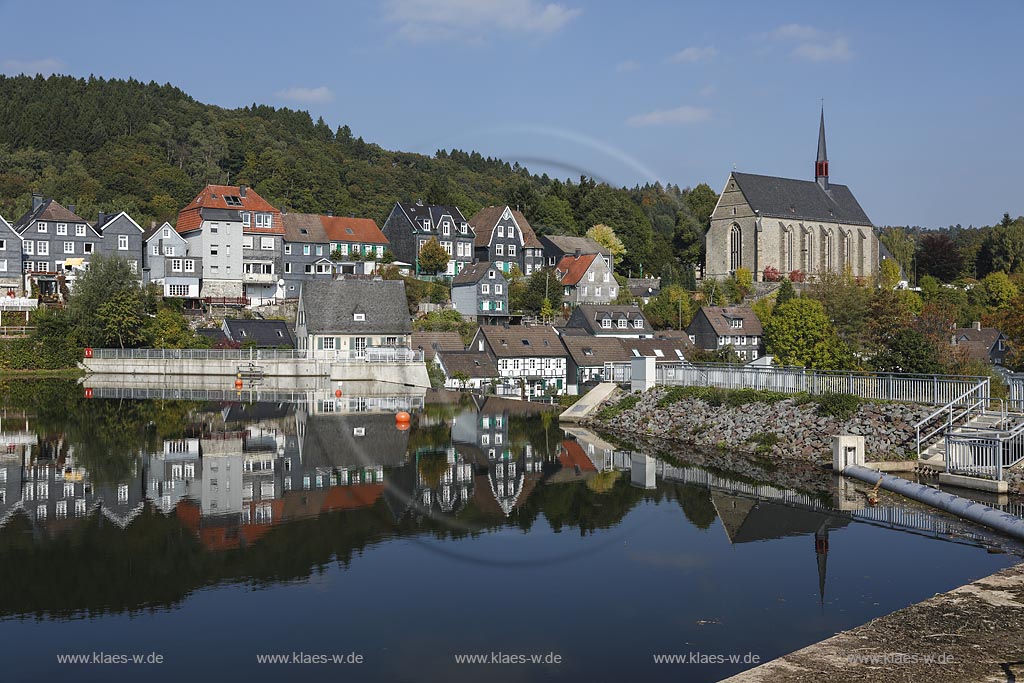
[0, 74, 715, 278]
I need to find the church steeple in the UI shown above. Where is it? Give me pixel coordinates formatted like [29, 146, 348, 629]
[815, 107, 829, 190]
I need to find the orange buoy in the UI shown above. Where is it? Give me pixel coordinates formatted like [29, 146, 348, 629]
[84, 387, 93, 399]
[396, 421, 410, 431]
[335, 388, 343, 398]
[235, 378, 244, 389]
[395, 411, 411, 427]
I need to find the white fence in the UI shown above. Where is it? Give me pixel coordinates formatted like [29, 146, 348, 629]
[946, 420, 1024, 480]
[87, 347, 424, 363]
[649, 362, 988, 407]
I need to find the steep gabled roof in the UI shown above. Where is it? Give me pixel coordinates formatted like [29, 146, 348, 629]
[300, 279, 411, 335]
[12, 199, 90, 234]
[223, 319, 296, 348]
[566, 304, 653, 335]
[320, 215, 388, 245]
[396, 201, 473, 237]
[436, 349, 498, 378]
[555, 253, 598, 285]
[476, 325, 566, 358]
[693, 306, 763, 337]
[452, 261, 506, 285]
[559, 335, 631, 367]
[176, 185, 282, 234]
[411, 331, 464, 360]
[952, 326, 1005, 362]
[540, 235, 610, 258]
[469, 206, 543, 249]
[730, 172, 872, 226]
[282, 212, 329, 244]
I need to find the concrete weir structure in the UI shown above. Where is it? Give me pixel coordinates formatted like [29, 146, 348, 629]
[79, 348, 431, 390]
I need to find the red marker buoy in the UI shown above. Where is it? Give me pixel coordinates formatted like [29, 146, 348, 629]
[84, 347, 93, 359]
[235, 378, 244, 389]
[395, 411, 411, 428]
[84, 387, 93, 399]
[335, 388, 342, 398]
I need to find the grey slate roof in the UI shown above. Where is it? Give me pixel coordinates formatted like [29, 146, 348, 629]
[436, 349, 498, 378]
[301, 413, 410, 469]
[282, 212, 329, 244]
[694, 306, 763, 337]
[398, 202, 473, 236]
[452, 261, 505, 285]
[540, 235, 610, 258]
[300, 279, 411, 335]
[223, 319, 296, 348]
[565, 304, 653, 336]
[559, 335, 632, 367]
[731, 172, 872, 226]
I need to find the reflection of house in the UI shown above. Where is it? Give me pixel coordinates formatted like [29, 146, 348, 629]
[145, 439, 201, 514]
[547, 440, 599, 485]
[951, 322, 1008, 365]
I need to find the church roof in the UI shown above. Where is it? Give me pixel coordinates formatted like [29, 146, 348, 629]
[731, 172, 872, 227]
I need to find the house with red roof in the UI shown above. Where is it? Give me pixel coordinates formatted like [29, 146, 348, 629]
[176, 184, 283, 302]
[321, 214, 390, 272]
[554, 251, 616, 309]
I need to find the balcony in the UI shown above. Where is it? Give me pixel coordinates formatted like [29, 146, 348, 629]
[242, 270, 277, 284]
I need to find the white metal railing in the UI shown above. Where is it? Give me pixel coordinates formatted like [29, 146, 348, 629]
[946, 418, 1024, 481]
[653, 362, 987, 406]
[88, 348, 309, 360]
[914, 380, 992, 458]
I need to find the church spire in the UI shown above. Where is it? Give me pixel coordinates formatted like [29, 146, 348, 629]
[815, 106, 829, 190]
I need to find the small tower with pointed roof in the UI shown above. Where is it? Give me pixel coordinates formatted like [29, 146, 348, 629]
[815, 107, 829, 190]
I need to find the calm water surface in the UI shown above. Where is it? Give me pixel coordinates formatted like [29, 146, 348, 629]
[0, 380, 1018, 682]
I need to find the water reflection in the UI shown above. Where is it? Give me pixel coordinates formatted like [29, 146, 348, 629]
[0, 380, 1018, 626]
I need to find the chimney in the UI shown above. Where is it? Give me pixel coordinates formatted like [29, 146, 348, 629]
[239, 185, 247, 198]
[973, 321, 982, 331]
[574, 248, 581, 258]
[68, 204, 76, 215]
[96, 211, 105, 226]
[151, 221, 157, 229]
[32, 193, 43, 211]
[327, 210, 333, 217]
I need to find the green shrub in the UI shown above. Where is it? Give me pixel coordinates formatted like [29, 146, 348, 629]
[748, 432, 780, 453]
[596, 393, 641, 420]
[813, 392, 862, 419]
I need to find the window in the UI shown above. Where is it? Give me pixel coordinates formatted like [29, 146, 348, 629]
[354, 313, 366, 322]
[617, 318, 627, 329]
[284, 243, 293, 255]
[595, 286, 601, 296]
[37, 222, 47, 233]
[118, 235, 128, 250]
[168, 284, 189, 297]
[242, 212, 251, 227]
[633, 318, 644, 329]
[56, 223, 67, 235]
[223, 195, 242, 207]
[23, 241, 33, 255]
[495, 243, 504, 256]
[322, 337, 336, 350]
[442, 221, 450, 236]
[171, 259, 183, 272]
[210, 245, 218, 256]
[495, 300, 503, 311]
[184, 260, 195, 272]
[76, 224, 86, 237]
[481, 283, 491, 294]
[84, 243, 94, 254]
[64, 241, 74, 254]
[151, 244, 160, 256]
[488, 270, 496, 279]
[588, 271, 594, 282]
[284, 263, 291, 274]
[442, 241, 452, 255]
[497, 226, 504, 238]
[36, 262, 48, 273]
[210, 224, 218, 233]
[0, 259, 6, 272]
[242, 235, 254, 249]
[730, 225, 742, 271]
[261, 237, 274, 250]
[316, 245, 323, 256]
[304, 264, 313, 274]
[37, 241, 48, 256]
[303, 245, 311, 256]
[601, 318, 612, 329]
[164, 245, 175, 256]
[508, 244, 516, 257]
[495, 284, 503, 294]
[255, 213, 272, 228]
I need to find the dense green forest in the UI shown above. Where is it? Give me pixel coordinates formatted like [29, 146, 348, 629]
[0, 74, 714, 279]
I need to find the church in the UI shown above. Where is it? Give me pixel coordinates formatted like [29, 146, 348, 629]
[704, 111, 879, 282]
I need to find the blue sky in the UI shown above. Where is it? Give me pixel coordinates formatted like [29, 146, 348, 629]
[1, 0, 1021, 229]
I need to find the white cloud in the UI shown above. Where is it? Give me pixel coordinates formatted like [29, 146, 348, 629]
[386, 0, 581, 36]
[1, 58, 65, 76]
[668, 46, 717, 63]
[697, 84, 716, 98]
[614, 59, 640, 74]
[274, 86, 334, 104]
[626, 104, 711, 127]
[768, 24, 821, 41]
[793, 37, 853, 62]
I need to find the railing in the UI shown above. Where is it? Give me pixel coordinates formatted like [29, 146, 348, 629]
[946, 419, 1024, 481]
[203, 297, 250, 306]
[915, 381, 991, 458]
[0, 297, 38, 311]
[653, 362, 987, 406]
[0, 326, 34, 337]
[88, 348, 309, 360]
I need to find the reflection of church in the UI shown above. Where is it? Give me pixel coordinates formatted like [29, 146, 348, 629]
[711, 492, 848, 603]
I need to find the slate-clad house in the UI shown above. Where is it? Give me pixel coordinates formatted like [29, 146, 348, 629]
[540, 235, 609, 268]
[951, 322, 1008, 365]
[0, 214, 22, 295]
[296, 279, 412, 359]
[144, 222, 201, 300]
[12, 196, 103, 298]
[470, 325, 568, 398]
[706, 110, 878, 281]
[451, 261, 508, 323]
[95, 211, 145, 274]
[687, 306, 763, 362]
[563, 304, 653, 338]
[381, 201, 475, 276]
[560, 335, 632, 395]
[281, 212, 333, 299]
[321, 214, 389, 274]
[555, 252, 616, 308]
[469, 205, 545, 275]
[435, 348, 499, 390]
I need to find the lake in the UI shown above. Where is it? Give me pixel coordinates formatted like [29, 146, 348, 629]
[0, 379, 1018, 682]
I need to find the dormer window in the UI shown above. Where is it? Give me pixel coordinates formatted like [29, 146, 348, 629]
[617, 319, 627, 329]
[354, 313, 366, 322]
[633, 318, 644, 329]
[729, 318, 742, 329]
[601, 318, 612, 329]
